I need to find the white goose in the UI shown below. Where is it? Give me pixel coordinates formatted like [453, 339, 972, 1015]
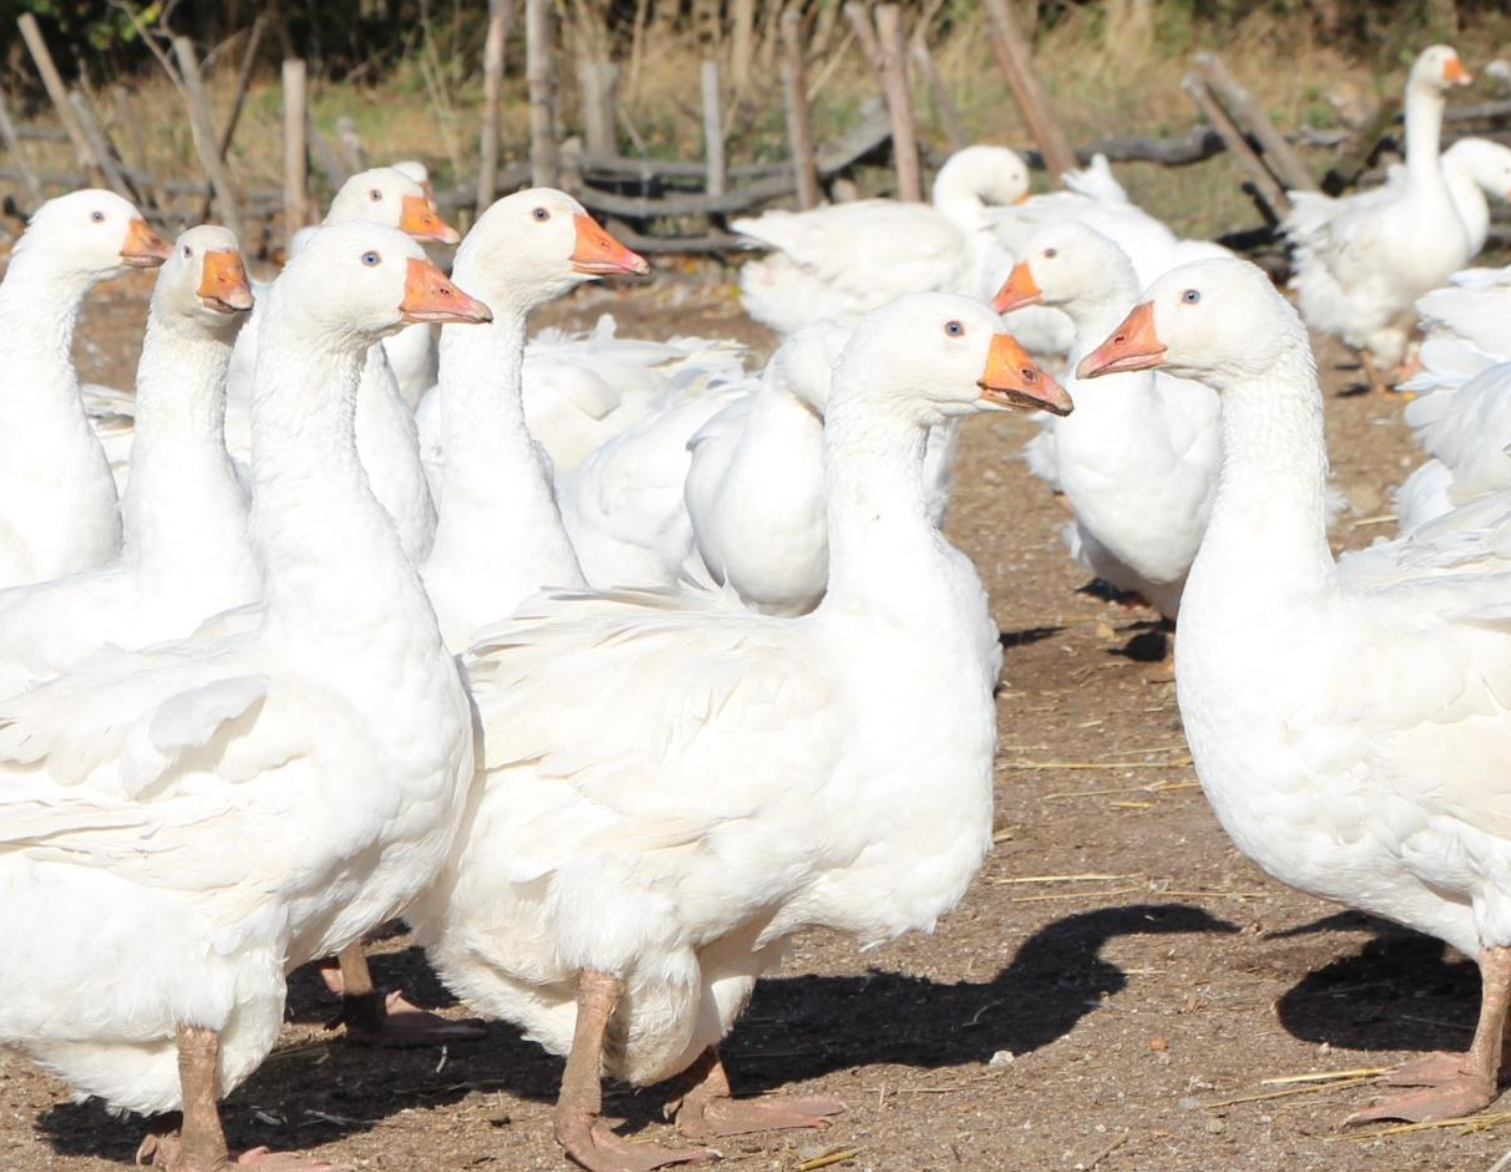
[733, 145, 1030, 335]
[0, 224, 490, 1168]
[422, 188, 649, 649]
[1394, 355, 1511, 533]
[995, 222, 1219, 621]
[0, 189, 169, 588]
[1284, 45, 1474, 387]
[406, 296, 1072, 1172]
[0, 226, 257, 700]
[1080, 255, 1511, 1125]
[90, 168, 458, 565]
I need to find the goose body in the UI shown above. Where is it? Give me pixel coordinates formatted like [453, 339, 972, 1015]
[996, 222, 1219, 618]
[733, 146, 1034, 336]
[0, 225, 485, 1154]
[407, 295, 1072, 1170]
[0, 190, 169, 588]
[1284, 46, 1475, 370]
[682, 321, 962, 614]
[1081, 256, 1511, 1124]
[0, 227, 258, 700]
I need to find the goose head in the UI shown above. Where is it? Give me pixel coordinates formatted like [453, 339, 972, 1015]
[1411, 45, 1473, 94]
[992, 222, 1134, 315]
[323, 165, 460, 246]
[1077, 257, 1303, 390]
[1444, 137, 1511, 203]
[13, 189, 170, 285]
[838, 294, 1072, 423]
[275, 223, 491, 352]
[455, 189, 648, 313]
[932, 145, 1031, 214]
[153, 225, 255, 334]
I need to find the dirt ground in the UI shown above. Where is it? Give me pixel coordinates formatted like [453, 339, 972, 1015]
[0, 261, 1500, 1172]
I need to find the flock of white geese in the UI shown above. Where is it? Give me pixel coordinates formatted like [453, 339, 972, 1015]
[3, 39, 1511, 1172]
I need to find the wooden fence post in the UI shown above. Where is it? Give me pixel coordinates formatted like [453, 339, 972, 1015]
[526, 0, 560, 187]
[729, 0, 756, 97]
[17, 14, 95, 173]
[843, 3, 883, 71]
[911, 35, 968, 152]
[874, 5, 921, 201]
[1182, 74, 1288, 221]
[172, 36, 244, 239]
[282, 58, 309, 248]
[580, 60, 618, 156]
[66, 90, 134, 202]
[1195, 51, 1318, 193]
[780, 10, 819, 210]
[477, 0, 512, 210]
[979, 0, 1077, 182]
[0, 88, 43, 209]
[700, 60, 726, 197]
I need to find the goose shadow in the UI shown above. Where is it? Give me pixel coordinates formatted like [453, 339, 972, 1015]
[34, 902, 1236, 1159]
[1273, 914, 1477, 1054]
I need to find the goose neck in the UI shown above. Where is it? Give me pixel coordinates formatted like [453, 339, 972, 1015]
[0, 258, 96, 403]
[1195, 346, 1335, 596]
[121, 312, 248, 573]
[1404, 83, 1448, 182]
[426, 302, 585, 637]
[248, 306, 440, 661]
[817, 389, 955, 621]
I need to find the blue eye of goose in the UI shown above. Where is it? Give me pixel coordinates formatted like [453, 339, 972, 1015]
[361, 251, 381, 267]
[1182, 289, 1201, 305]
[944, 320, 964, 337]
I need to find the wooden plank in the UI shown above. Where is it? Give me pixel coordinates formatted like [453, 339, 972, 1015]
[1195, 51, 1318, 193]
[282, 58, 309, 247]
[173, 36, 244, 238]
[911, 35, 968, 153]
[477, 0, 512, 210]
[0, 88, 43, 209]
[16, 14, 94, 172]
[979, 0, 1077, 182]
[874, 5, 921, 201]
[336, 116, 368, 172]
[66, 90, 135, 201]
[526, 0, 559, 187]
[780, 9, 819, 210]
[1182, 73, 1288, 221]
[701, 60, 727, 198]
[306, 114, 348, 190]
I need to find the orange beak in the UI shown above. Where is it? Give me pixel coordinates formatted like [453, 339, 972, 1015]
[572, 213, 650, 277]
[980, 333, 1073, 416]
[1075, 301, 1167, 379]
[400, 257, 492, 325]
[121, 218, 171, 268]
[196, 249, 254, 314]
[1014, 192, 1032, 205]
[1444, 56, 1473, 86]
[399, 195, 462, 245]
[992, 262, 1043, 315]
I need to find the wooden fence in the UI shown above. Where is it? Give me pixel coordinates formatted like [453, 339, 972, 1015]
[1, 1, 1509, 256]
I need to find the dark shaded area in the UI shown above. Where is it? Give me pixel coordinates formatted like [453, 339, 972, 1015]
[999, 624, 1063, 651]
[34, 903, 1236, 1159]
[1276, 923, 1478, 1055]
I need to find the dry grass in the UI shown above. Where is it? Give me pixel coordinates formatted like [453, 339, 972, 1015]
[7, 2, 1511, 243]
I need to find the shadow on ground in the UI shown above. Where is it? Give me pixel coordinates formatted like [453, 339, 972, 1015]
[34, 902, 1236, 1160]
